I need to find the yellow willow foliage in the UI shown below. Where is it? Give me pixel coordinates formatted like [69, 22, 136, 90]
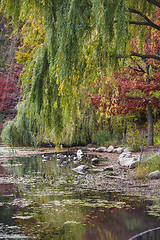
[16, 11, 45, 65]
[58, 81, 65, 95]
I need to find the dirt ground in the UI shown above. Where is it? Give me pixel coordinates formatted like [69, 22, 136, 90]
[1, 144, 159, 201]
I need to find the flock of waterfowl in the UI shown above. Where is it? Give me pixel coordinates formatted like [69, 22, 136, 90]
[42, 149, 84, 168]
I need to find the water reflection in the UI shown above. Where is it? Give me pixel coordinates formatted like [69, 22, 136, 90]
[0, 154, 159, 240]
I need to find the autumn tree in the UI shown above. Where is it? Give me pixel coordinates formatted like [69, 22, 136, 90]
[0, 0, 160, 145]
[0, 12, 22, 121]
[0, 64, 21, 120]
[90, 7, 160, 146]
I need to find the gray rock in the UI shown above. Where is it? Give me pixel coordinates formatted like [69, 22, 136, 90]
[87, 147, 96, 152]
[107, 145, 114, 153]
[118, 149, 140, 168]
[148, 170, 160, 179]
[119, 152, 132, 159]
[72, 165, 89, 174]
[118, 157, 139, 168]
[116, 147, 124, 154]
[123, 148, 130, 153]
[96, 147, 107, 152]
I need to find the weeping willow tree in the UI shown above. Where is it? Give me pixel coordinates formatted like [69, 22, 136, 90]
[0, 0, 158, 145]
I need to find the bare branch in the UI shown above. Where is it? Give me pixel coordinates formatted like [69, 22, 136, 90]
[146, 0, 160, 8]
[130, 52, 160, 60]
[130, 21, 151, 26]
[118, 52, 160, 61]
[130, 57, 146, 73]
[128, 8, 160, 31]
[129, 66, 145, 74]
[136, 63, 146, 73]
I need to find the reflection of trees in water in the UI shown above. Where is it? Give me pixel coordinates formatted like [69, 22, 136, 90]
[2, 156, 159, 240]
[0, 183, 15, 194]
[83, 205, 160, 240]
[0, 163, 15, 194]
[14, 190, 86, 239]
[7, 156, 86, 239]
[0, 164, 6, 176]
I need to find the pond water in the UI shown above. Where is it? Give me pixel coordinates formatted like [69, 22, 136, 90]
[0, 152, 159, 240]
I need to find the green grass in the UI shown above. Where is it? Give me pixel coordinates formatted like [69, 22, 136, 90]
[135, 153, 160, 179]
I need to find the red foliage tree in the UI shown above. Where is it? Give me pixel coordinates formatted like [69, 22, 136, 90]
[90, 9, 160, 145]
[0, 62, 22, 120]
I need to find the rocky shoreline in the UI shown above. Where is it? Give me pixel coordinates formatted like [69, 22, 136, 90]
[82, 147, 160, 200]
[0, 144, 160, 201]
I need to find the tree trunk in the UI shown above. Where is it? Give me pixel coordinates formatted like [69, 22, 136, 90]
[145, 63, 154, 146]
[147, 104, 154, 146]
[108, 117, 113, 135]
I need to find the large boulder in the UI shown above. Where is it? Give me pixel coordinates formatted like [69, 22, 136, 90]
[148, 170, 160, 179]
[118, 152, 139, 168]
[118, 157, 139, 168]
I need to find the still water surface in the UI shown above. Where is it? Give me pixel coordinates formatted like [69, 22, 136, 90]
[0, 153, 159, 240]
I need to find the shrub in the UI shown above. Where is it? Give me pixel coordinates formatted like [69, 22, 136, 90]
[1, 120, 20, 146]
[1, 119, 33, 146]
[126, 124, 147, 152]
[154, 120, 160, 144]
[95, 130, 112, 146]
[134, 165, 149, 179]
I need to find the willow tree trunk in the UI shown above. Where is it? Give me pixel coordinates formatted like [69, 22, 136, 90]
[147, 104, 154, 146]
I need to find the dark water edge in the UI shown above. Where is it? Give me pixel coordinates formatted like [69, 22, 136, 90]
[0, 153, 159, 240]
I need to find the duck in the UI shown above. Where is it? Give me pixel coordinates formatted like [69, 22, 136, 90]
[42, 155, 52, 161]
[57, 154, 67, 159]
[68, 154, 75, 160]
